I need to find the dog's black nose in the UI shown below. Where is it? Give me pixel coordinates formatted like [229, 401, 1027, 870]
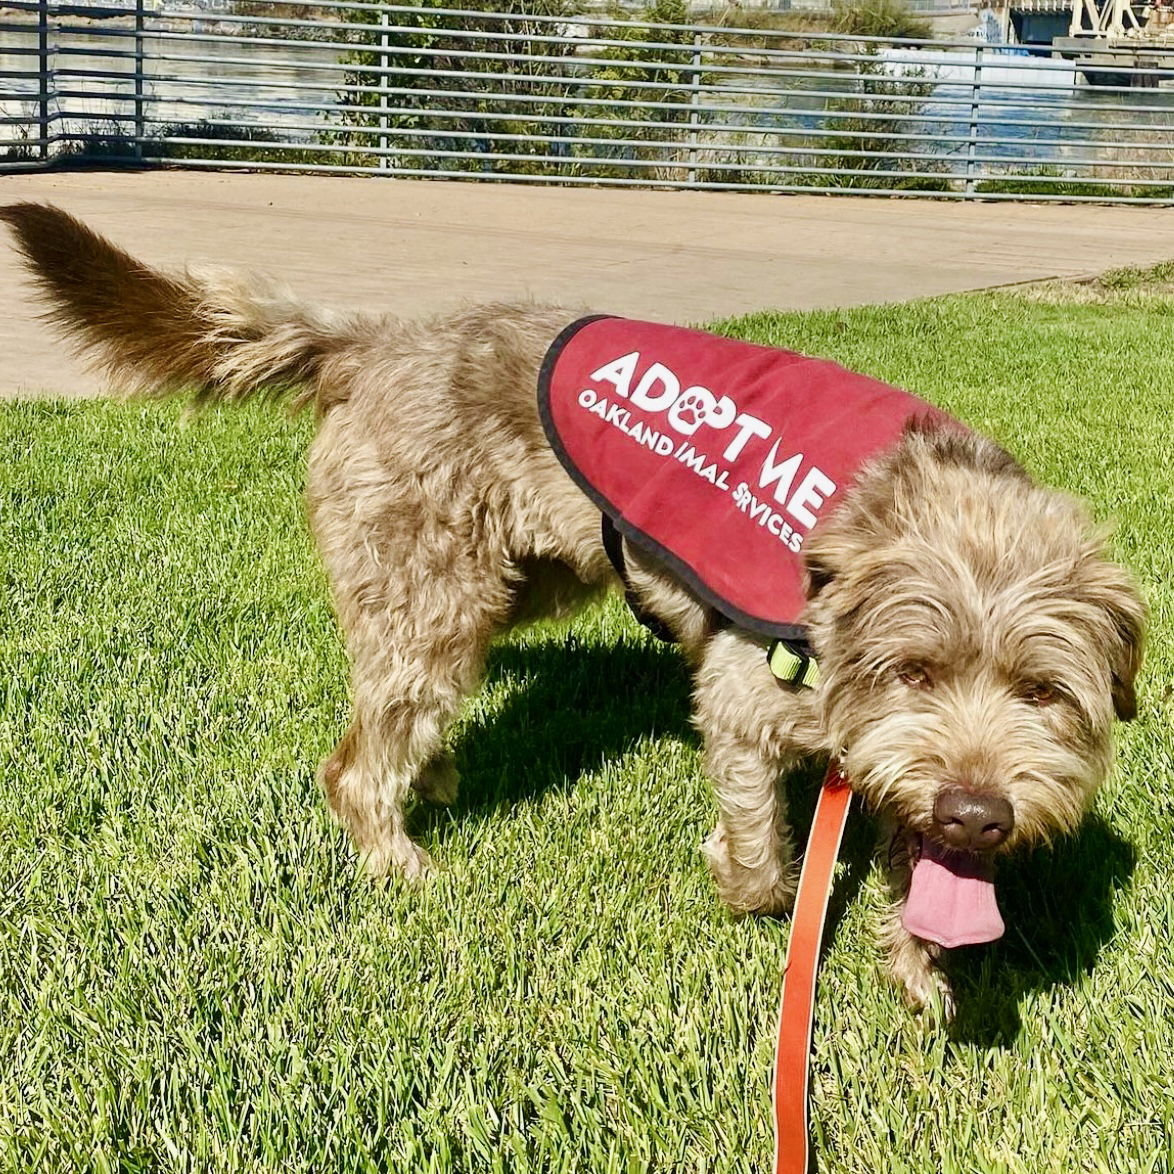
[932, 787, 1014, 851]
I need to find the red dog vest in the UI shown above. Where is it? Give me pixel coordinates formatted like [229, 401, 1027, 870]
[538, 317, 955, 640]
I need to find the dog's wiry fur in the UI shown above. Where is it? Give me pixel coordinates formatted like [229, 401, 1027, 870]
[2, 202, 1145, 1013]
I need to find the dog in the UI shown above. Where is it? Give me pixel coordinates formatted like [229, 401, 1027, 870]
[1, 202, 1145, 1014]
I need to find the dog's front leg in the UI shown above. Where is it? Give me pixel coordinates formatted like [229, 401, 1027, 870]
[700, 733, 798, 915]
[694, 630, 813, 917]
[878, 825, 954, 1017]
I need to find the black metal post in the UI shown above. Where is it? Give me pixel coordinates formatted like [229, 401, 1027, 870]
[134, 0, 145, 160]
[38, 0, 50, 161]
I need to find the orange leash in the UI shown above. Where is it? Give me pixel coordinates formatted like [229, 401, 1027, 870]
[772, 763, 853, 1174]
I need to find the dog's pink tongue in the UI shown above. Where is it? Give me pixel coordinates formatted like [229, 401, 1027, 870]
[902, 836, 1004, 949]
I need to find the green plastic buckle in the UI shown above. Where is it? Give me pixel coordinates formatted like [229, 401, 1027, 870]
[767, 640, 820, 689]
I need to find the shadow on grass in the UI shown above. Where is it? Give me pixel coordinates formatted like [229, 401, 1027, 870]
[411, 632, 876, 937]
[413, 634, 696, 833]
[409, 633, 1134, 1038]
[945, 813, 1135, 1046]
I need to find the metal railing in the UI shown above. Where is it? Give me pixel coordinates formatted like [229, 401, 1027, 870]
[2, 1, 1173, 201]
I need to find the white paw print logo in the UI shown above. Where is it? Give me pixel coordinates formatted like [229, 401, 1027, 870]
[667, 386, 737, 436]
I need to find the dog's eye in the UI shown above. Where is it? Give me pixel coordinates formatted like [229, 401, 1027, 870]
[897, 663, 932, 689]
[1022, 682, 1058, 706]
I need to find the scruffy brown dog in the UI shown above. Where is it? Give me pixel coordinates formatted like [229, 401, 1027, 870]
[2, 203, 1145, 1013]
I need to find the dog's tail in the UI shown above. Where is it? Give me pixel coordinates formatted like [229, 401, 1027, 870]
[0, 202, 363, 409]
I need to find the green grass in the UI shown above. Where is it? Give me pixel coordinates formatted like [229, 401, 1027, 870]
[3, 275, 1174, 1172]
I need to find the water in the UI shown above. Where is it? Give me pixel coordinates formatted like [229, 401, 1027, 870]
[0, 19, 346, 144]
[892, 50, 1174, 173]
[711, 59, 1174, 182]
[931, 81, 1174, 171]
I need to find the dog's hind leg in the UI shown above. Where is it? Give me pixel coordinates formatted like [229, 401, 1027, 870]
[310, 457, 515, 877]
[319, 699, 451, 879]
[317, 583, 506, 878]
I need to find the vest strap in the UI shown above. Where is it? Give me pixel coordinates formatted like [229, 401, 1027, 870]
[768, 639, 820, 689]
[601, 514, 679, 644]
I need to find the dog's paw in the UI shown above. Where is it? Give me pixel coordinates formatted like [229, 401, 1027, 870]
[887, 935, 955, 1021]
[901, 971, 956, 1023]
[702, 824, 795, 916]
[361, 835, 435, 884]
[412, 752, 460, 806]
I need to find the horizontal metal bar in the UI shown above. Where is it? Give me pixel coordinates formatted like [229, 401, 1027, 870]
[104, 107, 1169, 170]
[143, 0, 1004, 52]
[11, 0, 1161, 60]
[106, 96, 1170, 158]
[107, 151, 1174, 202]
[32, 21, 1170, 93]
[47, 65, 1174, 130]
[114, 55, 1174, 116]
[162, 14, 1006, 78]
[71, 126, 1166, 182]
[35, 122, 1159, 185]
[29, 12, 974, 73]
[44, 33, 1166, 99]
[40, 77, 1167, 141]
[90, 133, 965, 181]
[56, 18, 1167, 84]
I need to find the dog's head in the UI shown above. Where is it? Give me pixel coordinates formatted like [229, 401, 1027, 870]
[802, 422, 1144, 937]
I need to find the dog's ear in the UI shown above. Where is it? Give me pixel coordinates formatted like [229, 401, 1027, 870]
[804, 530, 872, 602]
[1077, 555, 1146, 721]
[1108, 602, 1144, 722]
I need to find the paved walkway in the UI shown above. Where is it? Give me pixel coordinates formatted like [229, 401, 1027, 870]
[2, 170, 1173, 396]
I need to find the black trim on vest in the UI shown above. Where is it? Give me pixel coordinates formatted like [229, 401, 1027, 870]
[536, 313, 617, 411]
[537, 314, 812, 645]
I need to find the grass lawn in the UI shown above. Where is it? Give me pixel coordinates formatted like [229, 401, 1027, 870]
[2, 271, 1173, 1173]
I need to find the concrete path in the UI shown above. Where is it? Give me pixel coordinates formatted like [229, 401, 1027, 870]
[2, 170, 1173, 396]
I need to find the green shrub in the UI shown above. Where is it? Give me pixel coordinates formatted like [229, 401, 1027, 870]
[325, 0, 582, 174]
[832, 0, 931, 40]
[802, 61, 949, 191]
[144, 121, 328, 166]
[976, 167, 1174, 201]
[325, 0, 698, 180]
